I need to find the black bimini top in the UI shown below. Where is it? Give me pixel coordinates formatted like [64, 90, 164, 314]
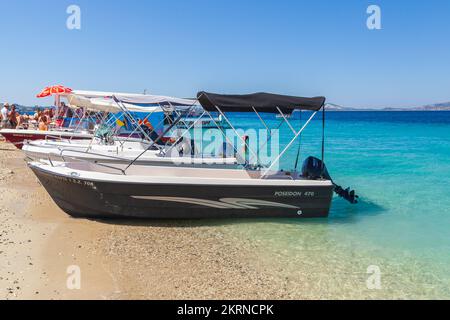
[197, 91, 326, 114]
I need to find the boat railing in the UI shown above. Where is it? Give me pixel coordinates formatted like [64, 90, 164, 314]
[44, 132, 82, 143]
[56, 148, 128, 175]
[45, 133, 71, 143]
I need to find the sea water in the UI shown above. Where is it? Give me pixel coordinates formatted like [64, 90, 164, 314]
[223, 111, 450, 298]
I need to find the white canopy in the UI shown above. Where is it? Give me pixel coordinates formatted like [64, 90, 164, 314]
[114, 94, 197, 106]
[66, 94, 161, 113]
[66, 90, 197, 113]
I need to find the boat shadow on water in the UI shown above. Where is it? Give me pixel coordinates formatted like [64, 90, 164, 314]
[86, 198, 387, 228]
[326, 197, 386, 224]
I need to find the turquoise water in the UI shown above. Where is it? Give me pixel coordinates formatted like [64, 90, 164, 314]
[225, 111, 450, 298]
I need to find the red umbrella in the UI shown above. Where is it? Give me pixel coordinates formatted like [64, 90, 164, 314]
[37, 85, 72, 98]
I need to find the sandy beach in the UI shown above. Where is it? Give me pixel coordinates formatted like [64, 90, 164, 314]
[3, 0, 450, 303]
[2, 140, 448, 300]
[0, 140, 293, 300]
[4, 139, 372, 300]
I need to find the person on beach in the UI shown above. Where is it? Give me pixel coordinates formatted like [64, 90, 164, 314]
[33, 109, 40, 121]
[63, 107, 74, 127]
[38, 114, 48, 131]
[16, 114, 29, 129]
[43, 109, 50, 121]
[8, 105, 18, 129]
[55, 103, 67, 127]
[1, 103, 9, 128]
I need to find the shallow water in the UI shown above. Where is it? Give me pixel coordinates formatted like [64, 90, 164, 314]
[226, 111, 450, 298]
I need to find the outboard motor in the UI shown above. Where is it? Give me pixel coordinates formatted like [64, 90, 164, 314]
[301, 156, 359, 204]
[301, 156, 332, 181]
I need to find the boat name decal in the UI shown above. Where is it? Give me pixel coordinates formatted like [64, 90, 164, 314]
[274, 191, 315, 197]
[130, 196, 300, 210]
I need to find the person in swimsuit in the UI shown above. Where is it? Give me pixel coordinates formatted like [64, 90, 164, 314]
[8, 105, 18, 129]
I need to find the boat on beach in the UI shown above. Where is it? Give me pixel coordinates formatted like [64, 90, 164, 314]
[23, 91, 240, 168]
[29, 160, 334, 218]
[1, 87, 174, 150]
[27, 91, 358, 219]
[24, 138, 240, 168]
[0, 86, 97, 149]
[0, 128, 92, 149]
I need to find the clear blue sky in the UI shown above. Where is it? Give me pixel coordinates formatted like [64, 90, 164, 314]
[1, 0, 449, 108]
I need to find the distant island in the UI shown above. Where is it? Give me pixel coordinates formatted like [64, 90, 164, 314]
[326, 102, 450, 111]
[2, 101, 450, 112]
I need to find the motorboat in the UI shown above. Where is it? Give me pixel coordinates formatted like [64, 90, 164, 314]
[28, 160, 334, 218]
[2, 87, 171, 149]
[0, 128, 92, 149]
[23, 91, 240, 168]
[28, 91, 359, 219]
[24, 137, 239, 168]
[1, 86, 102, 149]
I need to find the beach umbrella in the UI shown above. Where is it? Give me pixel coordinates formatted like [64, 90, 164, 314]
[36, 85, 72, 98]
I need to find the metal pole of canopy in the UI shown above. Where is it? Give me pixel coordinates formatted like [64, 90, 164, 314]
[117, 107, 160, 149]
[275, 107, 304, 173]
[251, 107, 269, 167]
[168, 102, 192, 130]
[202, 109, 244, 164]
[164, 111, 207, 156]
[249, 106, 286, 168]
[261, 111, 318, 178]
[252, 107, 270, 132]
[213, 106, 260, 166]
[321, 104, 326, 176]
[159, 103, 196, 152]
[64, 107, 83, 141]
[103, 112, 124, 141]
[86, 111, 110, 151]
[196, 92, 244, 162]
[143, 106, 181, 148]
[247, 118, 285, 168]
[123, 104, 197, 172]
[294, 110, 303, 172]
[112, 96, 155, 144]
[276, 107, 298, 135]
[112, 97, 192, 155]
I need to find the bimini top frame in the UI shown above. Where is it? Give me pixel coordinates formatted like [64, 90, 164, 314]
[54, 91, 200, 168]
[196, 91, 327, 178]
[60, 90, 327, 179]
[67, 91, 196, 113]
